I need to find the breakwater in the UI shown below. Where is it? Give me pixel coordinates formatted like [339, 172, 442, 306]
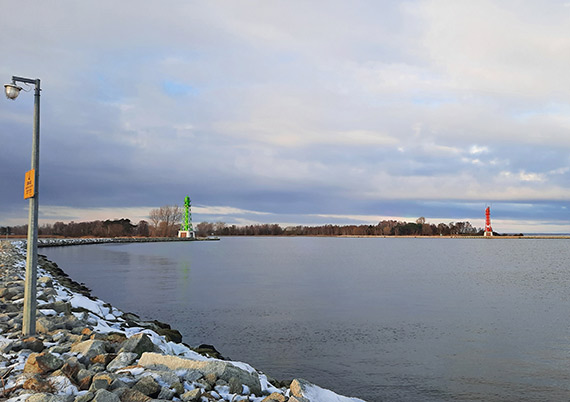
[36, 237, 219, 248]
[0, 240, 364, 402]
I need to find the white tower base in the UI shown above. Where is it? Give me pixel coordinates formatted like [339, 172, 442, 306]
[178, 231, 195, 238]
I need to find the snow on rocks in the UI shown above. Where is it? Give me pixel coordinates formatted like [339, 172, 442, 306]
[0, 240, 366, 402]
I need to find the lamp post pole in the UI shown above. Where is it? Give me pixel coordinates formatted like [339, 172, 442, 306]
[5, 76, 41, 336]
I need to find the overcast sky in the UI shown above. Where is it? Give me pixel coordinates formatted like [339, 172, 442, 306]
[1, 1, 570, 233]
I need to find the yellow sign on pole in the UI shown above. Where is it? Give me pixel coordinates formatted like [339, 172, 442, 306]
[24, 169, 35, 199]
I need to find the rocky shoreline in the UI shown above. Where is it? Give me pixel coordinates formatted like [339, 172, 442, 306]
[0, 241, 365, 402]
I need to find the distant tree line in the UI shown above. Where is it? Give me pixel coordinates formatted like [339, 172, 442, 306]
[195, 218, 482, 237]
[1, 218, 149, 238]
[0, 212, 483, 238]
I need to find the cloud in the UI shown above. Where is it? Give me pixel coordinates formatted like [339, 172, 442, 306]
[1, 1, 570, 233]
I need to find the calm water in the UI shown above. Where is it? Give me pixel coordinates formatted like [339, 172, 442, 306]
[42, 237, 570, 401]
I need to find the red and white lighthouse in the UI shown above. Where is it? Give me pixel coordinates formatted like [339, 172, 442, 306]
[484, 206, 493, 237]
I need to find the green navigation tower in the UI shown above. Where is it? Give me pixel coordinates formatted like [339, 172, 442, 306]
[178, 196, 195, 238]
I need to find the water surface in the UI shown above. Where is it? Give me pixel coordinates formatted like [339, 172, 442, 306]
[42, 237, 570, 401]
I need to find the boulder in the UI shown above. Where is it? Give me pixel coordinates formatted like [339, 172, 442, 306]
[75, 391, 95, 402]
[119, 333, 156, 357]
[118, 388, 152, 402]
[290, 379, 349, 402]
[261, 393, 288, 402]
[145, 369, 182, 390]
[36, 316, 58, 333]
[229, 376, 242, 394]
[138, 352, 261, 395]
[91, 353, 117, 366]
[71, 339, 109, 361]
[93, 389, 120, 402]
[60, 358, 82, 380]
[23, 375, 56, 392]
[0, 287, 21, 300]
[22, 336, 45, 352]
[38, 276, 54, 287]
[290, 379, 316, 401]
[132, 375, 160, 397]
[180, 389, 201, 402]
[89, 372, 117, 392]
[90, 378, 111, 392]
[157, 386, 176, 400]
[38, 300, 71, 314]
[24, 352, 64, 374]
[25, 393, 69, 402]
[106, 352, 138, 372]
[77, 368, 95, 390]
[155, 327, 183, 343]
[109, 378, 129, 391]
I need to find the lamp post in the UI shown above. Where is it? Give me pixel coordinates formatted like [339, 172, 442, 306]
[5, 76, 41, 336]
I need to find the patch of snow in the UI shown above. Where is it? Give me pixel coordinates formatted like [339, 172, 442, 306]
[6, 394, 29, 402]
[259, 374, 282, 395]
[69, 294, 110, 317]
[302, 382, 366, 402]
[117, 367, 145, 376]
[49, 375, 78, 395]
[39, 309, 58, 316]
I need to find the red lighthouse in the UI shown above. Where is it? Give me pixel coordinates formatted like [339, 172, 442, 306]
[484, 206, 493, 237]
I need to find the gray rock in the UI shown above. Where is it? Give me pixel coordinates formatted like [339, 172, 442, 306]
[90, 378, 111, 392]
[182, 370, 203, 383]
[77, 368, 95, 390]
[147, 369, 181, 389]
[196, 378, 212, 392]
[50, 344, 72, 354]
[180, 389, 201, 402]
[0, 287, 20, 300]
[106, 352, 138, 372]
[38, 276, 54, 287]
[157, 386, 176, 400]
[117, 388, 152, 401]
[93, 372, 117, 384]
[36, 316, 58, 333]
[203, 372, 217, 386]
[24, 352, 64, 374]
[22, 336, 46, 352]
[133, 375, 160, 397]
[138, 352, 261, 395]
[229, 376, 242, 394]
[111, 388, 128, 399]
[78, 368, 95, 382]
[39, 300, 72, 314]
[26, 393, 62, 402]
[109, 378, 128, 390]
[215, 379, 228, 387]
[119, 333, 156, 357]
[90, 363, 107, 373]
[75, 391, 95, 402]
[71, 340, 109, 361]
[92, 389, 120, 402]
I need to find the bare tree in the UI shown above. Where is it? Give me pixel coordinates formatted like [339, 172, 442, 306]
[148, 205, 183, 237]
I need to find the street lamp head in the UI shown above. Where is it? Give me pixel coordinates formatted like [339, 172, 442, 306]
[4, 83, 22, 100]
